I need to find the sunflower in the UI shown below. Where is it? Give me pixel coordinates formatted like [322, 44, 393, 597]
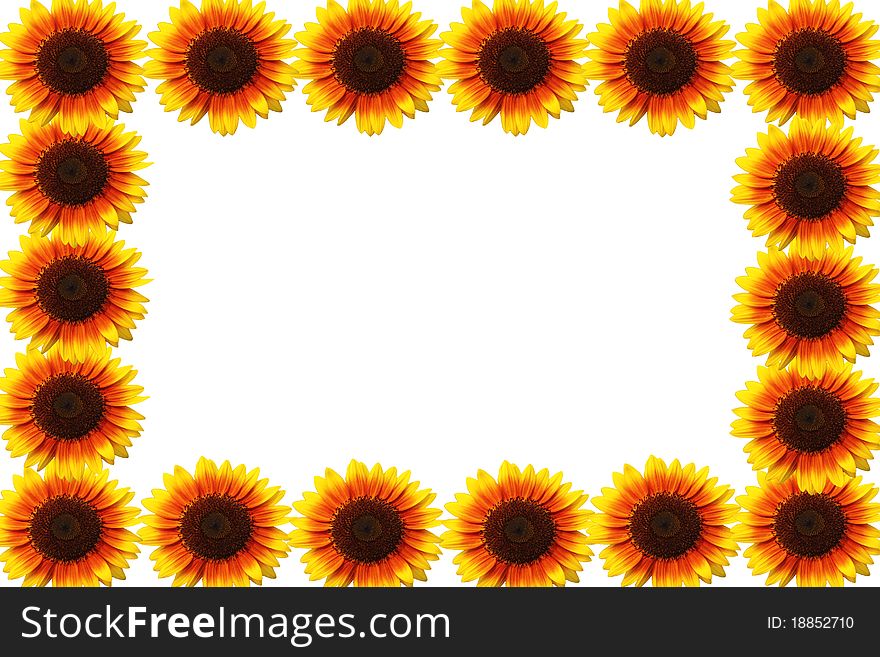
[290, 460, 441, 586]
[732, 119, 880, 258]
[734, 0, 880, 125]
[0, 118, 149, 246]
[0, 467, 139, 586]
[146, 0, 297, 136]
[442, 462, 591, 587]
[0, 232, 149, 363]
[588, 457, 739, 587]
[140, 457, 291, 587]
[0, 0, 146, 133]
[584, 0, 734, 137]
[733, 364, 880, 492]
[0, 347, 145, 478]
[438, 0, 588, 136]
[294, 0, 441, 136]
[736, 472, 880, 586]
[732, 248, 880, 378]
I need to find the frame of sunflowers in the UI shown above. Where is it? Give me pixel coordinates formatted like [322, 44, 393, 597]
[0, 0, 876, 591]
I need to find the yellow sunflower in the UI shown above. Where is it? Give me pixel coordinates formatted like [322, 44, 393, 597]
[0, 347, 145, 478]
[585, 0, 734, 136]
[732, 119, 880, 258]
[0, 118, 149, 246]
[734, 0, 880, 125]
[438, 0, 588, 135]
[736, 472, 880, 586]
[734, 364, 880, 492]
[0, 232, 149, 363]
[732, 248, 880, 378]
[146, 0, 297, 136]
[290, 460, 441, 586]
[588, 457, 739, 587]
[140, 457, 291, 587]
[294, 0, 441, 136]
[0, 0, 146, 133]
[442, 462, 592, 587]
[0, 467, 139, 586]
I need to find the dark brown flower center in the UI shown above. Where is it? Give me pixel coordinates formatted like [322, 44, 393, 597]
[625, 28, 697, 95]
[332, 27, 406, 94]
[330, 496, 404, 563]
[35, 255, 110, 323]
[773, 153, 847, 220]
[628, 492, 702, 559]
[482, 498, 556, 564]
[179, 494, 253, 560]
[773, 386, 846, 453]
[35, 139, 109, 207]
[773, 272, 847, 339]
[29, 494, 103, 562]
[186, 27, 259, 94]
[477, 28, 551, 94]
[774, 492, 847, 557]
[31, 373, 105, 441]
[774, 28, 847, 95]
[35, 28, 109, 95]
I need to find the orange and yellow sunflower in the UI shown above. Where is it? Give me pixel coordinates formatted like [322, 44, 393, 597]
[588, 457, 739, 587]
[0, 347, 145, 478]
[732, 248, 880, 378]
[442, 462, 592, 587]
[0, 118, 149, 246]
[733, 364, 880, 492]
[146, 0, 297, 136]
[732, 120, 880, 258]
[0, 232, 149, 363]
[585, 0, 734, 136]
[140, 457, 291, 587]
[734, 0, 880, 125]
[438, 0, 588, 135]
[294, 0, 441, 136]
[0, 467, 139, 586]
[736, 472, 880, 586]
[290, 460, 442, 586]
[0, 0, 146, 133]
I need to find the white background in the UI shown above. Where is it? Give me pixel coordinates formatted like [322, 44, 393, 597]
[0, 0, 878, 587]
